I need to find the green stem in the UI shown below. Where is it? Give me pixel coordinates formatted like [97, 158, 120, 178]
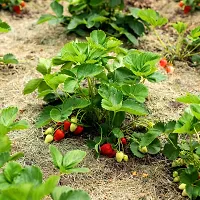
[153, 28, 167, 49]
[176, 33, 184, 59]
[183, 43, 200, 58]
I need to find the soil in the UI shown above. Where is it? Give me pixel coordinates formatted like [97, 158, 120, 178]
[0, 0, 200, 199]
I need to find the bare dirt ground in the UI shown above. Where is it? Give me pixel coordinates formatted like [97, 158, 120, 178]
[0, 0, 200, 199]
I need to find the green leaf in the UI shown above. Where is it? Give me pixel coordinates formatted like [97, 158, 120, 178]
[124, 51, 160, 77]
[14, 166, 43, 186]
[128, 20, 145, 36]
[44, 74, 68, 90]
[35, 106, 54, 128]
[23, 78, 43, 95]
[130, 142, 145, 158]
[119, 99, 148, 116]
[51, 186, 73, 200]
[172, 22, 187, 34]
[77, 64, 104, 80]
[147, 138, 161, 154]
[9, 120, 29, 131]
[124, 32, 138, 46]
[65, 168, 90, 174]
[63, 150, 87, 169]
[64, 98, 91, 109]
[140, 129, 161, 147]
[180, 165, 198, 185]
[190, 104, 200, 120]
[121, 84, 148, 103]
[129, 7, 140, 19]
[67, 17, 86, 30]
[59, 189, 91, 200]
[163, 133, 180, 160]
[0, 173, 11, 190]
[87, 14, 108, 29]
[0, 21, 11, 33]
[147, 71, 166, 83]
[138, 9, 168, 27]
[0, 152, 10, 168]
[0, 135, 11, 153]
[112, 111, 125, 128]
[186, 184, 200, 200]
[31, 175, 60, 199]
[3, 162, 22, 183]
[0, 107, 18, 127]
[9, 152, 24, 162]
[51, 1, 63, 17]
[112, 128, 124, 139]
[3, 54, 18, 64]
[36, 58, 52, 75]
[64, 78, 77, 93]
[49, 145, 63, 169]
[0, 184, 33, 200]
[176, 93, 200, 104]
[50, 107, 72, 122]
[37, 14, 57, 24]
[89, 30, 106, 45]
[99, 85, 123, 112]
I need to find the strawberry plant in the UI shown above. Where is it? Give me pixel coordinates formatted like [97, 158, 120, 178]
[23, 30, 165, 159]
[0, 0, 26, 14]
[0, 106, 91, 200]
[178, 0, 200, 14]
[160, 93, 200, 199]
[0, 19, 18, 65]
[138, 9, 200, 66]
[37, 0, 146, 45]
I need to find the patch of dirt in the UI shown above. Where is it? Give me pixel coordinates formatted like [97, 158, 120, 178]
[0, 0, 200, 199]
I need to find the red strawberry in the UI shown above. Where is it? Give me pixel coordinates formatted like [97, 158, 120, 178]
[13, 5, 21, 14]
[100, 143, 113, 156]
[179, 1, 184, 7]
[74, 126, 84, 135]
[54, 129, 65, 141]
[165, 65, 174, 74]
[108, 150, 116, 158]
[20, 1, 26, 7]
[159, 58, 167, 68]
[121, 137, 127, 145]
[64, 121, 71, 131]
[184, 5, 191, 14]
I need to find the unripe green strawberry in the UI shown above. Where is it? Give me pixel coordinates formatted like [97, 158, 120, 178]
[173, 171, 178, 177]
[71, 116, 77, 123]
[182, 189, 188, 197]
[44, 135, 54, 143]
[70, 123, 77, 132]
[116, 151, 124, 163]
[173, 176, 180, 183]
[44, 127, 54, 135]
[179, 183, 186, 190]
[123, 154, 128, 162]
[139, 146, 148, 154]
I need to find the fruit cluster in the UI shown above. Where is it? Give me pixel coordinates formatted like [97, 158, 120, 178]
[100, 138, 129, 162]
[159, 58, 174, 74]
[44, 116, 84, 143]
[0, 1, 25, 14]
[179, 1, 192, 14]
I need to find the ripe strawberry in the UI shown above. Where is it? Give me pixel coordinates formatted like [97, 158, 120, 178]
[108, 150, 116, 158]
[74, 125, 84, 135]
[70, 123, 77, 132]
[64, 120, 71, 131]
[44, 135, 53, 143]
[54, 129, 65, 141]
[159, 58, 168, 68]
[13, 5, 21, 14]
[121, 137, 127, 145]
[100, 143, 113, 156]
[184, 5, 191, 14]
[20, 1, 26, 7]
[165, 65, 174, 74]
[179, 1, 184, 7]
